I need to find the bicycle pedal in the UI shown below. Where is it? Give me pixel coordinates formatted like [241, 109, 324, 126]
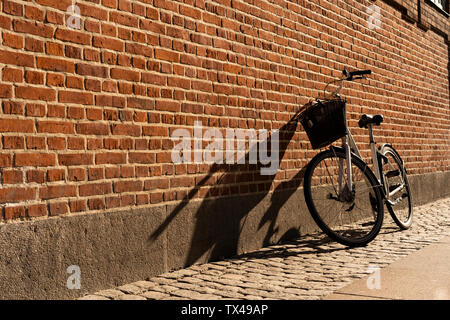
[385, 169, 400, 178]
[389, 184, 402, 192]
[345, 203, 355, 212]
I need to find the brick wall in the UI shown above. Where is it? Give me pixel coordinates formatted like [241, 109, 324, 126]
[0, 0, 449, 222]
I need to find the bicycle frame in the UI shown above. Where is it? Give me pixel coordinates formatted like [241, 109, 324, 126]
[337, 125, 406, 203]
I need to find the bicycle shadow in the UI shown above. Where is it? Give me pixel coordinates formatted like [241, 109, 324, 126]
[227, 236, 347, 263]
[149, 110, 314, 268]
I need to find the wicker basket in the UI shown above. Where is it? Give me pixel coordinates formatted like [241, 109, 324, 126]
[299, 98, 347, 149]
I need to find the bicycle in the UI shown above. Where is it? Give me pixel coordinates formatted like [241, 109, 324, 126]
[299, 69, 413, 247]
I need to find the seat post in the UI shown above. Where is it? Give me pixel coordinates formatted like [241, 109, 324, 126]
[368, 124, 382, 182]
[368, 124, 376, 144]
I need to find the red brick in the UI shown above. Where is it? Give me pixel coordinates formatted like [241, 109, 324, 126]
[45, 10, 64, 25]
[76, 123, 109, 135]
[58, 154, 93, 166]
[27, 170, 45, 183]
[105, 196, 120, 209]
[2, 101, 24, 114]
[47, 104, 65, 118]
[154, 48, 179, 62]
[26, 103, 46, 117]
[26, 136, 46, 150]
[47, 137, 66, 150]
[110, 68, 140, 81]
[67, 107, 84, 120]
[46, 42, 64, 56]
[27, 204, 47, 217]
[88, 198, 105, 210]
[113, 180, 142, 193]
[59, 90, 94, 105]
[15, 86, 56, 101]
[109, 11, 138, 27]
[0, 49, 34, 67]
[86, 108, 103, 121]
[93, 36, 124, 51]
[2, 136, 24, 149]
[25, 71, 44, 84]
[36, 57, 75, 73]
[68, 168, 85, 181]
[0, 84, 13, 98]
[79, 182, 112, 196]
[0, 119, 34, 133]
[88, 167, 104, 181]
[69, 200, 86, 213]
[65, 45, 82, 59]
[111, 123, 140, 137]
[25, 6, 45, 21]
[25, 37, 44, 52]
[15, 153, 56, 167]
[40, 185, 76, 199]
[95, 95, 126, 108]
[13, 20, 54, 38]
[37, 120, 74, 134]
[48, 202, 68, 216]
[47, 73, 65, 86]
[2, 67, 23, 82]
[66, 76, 83, 89]
[2, 32, 23, 49]
[76, 63, 109, 78]
[3, 1, 23, 16]
[2, 170, 23, 184]
[4, 206, 26, 219]
[47, 169, 65, 182]
[67, 137, 85, 150]
[0, 187, 35, 203]
[54, 28, 91, 45]
[85, 79, 102, 92]
[95, 152, 126, 164]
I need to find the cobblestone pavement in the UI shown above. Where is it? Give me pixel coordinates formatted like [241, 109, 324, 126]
[80, 197, 450, 300]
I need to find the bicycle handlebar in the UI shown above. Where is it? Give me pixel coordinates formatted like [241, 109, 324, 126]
[320, 68, 372, 100]
[343, 69, 372, 81]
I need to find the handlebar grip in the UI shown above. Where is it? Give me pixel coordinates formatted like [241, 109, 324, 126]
[350, 70, 371, 77]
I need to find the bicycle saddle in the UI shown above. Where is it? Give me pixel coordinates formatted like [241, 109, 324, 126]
[358, 114, 384, 128]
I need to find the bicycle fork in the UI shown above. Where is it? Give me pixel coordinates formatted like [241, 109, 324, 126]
[336, 135, 355, 202]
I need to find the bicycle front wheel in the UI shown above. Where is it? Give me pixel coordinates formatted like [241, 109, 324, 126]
[304, 149, 384, 247]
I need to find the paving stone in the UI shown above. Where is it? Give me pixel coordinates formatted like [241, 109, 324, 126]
[140, 291, 171, 300]
[78, 294, 110, 300]
[95, 289, 125, 299]
[117, 294, 147, 300]
[117, 283, 144, 295]
[132, 280, 159, 290]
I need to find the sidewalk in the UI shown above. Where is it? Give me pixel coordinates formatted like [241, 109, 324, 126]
[80, 197, 450, 300]
[323, 234, 450, 299]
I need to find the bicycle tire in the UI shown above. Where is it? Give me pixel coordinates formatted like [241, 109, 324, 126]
[380, 145, 413, 229]
[304, 149, 384, 247]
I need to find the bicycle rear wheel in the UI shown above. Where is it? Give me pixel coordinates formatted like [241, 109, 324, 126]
[380, 145, 413, 229]
[304, 149, 384, 247]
